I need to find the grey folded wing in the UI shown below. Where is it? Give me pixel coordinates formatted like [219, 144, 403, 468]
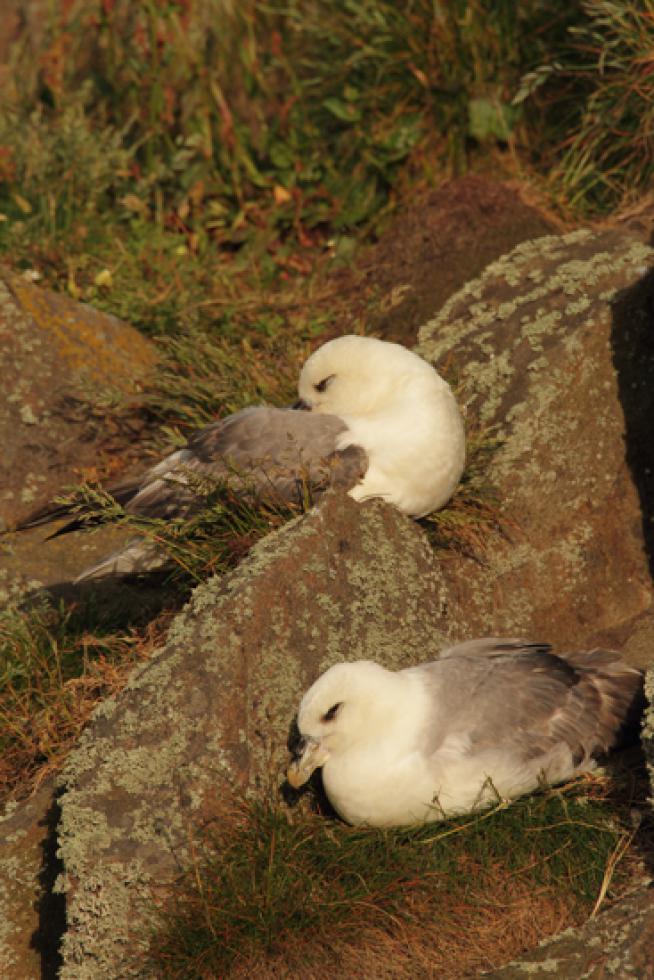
[415, 639, 643, 767]
[121, 406, 367, 519]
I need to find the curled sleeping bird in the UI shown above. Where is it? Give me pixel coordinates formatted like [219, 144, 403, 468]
[287, 638, 644, 827]
[20, 334, 465, 580]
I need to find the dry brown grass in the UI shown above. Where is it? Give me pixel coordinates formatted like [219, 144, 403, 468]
[224, 877, 574, 979]
[145, 776, 646, 980]
[0, 604, 171, 803]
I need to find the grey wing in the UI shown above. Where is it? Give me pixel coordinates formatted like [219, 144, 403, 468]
[438, 637, 552, 660]
[327, 443, 368, 491]
[415, 642, 643, 766]
[122, 406, 355, 518]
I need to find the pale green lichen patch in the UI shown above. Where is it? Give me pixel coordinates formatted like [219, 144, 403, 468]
[417, 230, 654, 428]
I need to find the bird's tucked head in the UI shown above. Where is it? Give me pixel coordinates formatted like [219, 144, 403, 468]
[287, 660, 403, 788]
[297, 335, 440, 418]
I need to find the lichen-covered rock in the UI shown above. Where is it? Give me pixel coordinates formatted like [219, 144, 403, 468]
[0, 271, 157, 530]
[0, 779, 62, 979]
[56, 494, 451, 977]
[419, 228, 654, 656]
[13, 227, 654, 976]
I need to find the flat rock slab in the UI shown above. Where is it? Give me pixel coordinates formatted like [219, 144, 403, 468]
[0, 271, 157, 530]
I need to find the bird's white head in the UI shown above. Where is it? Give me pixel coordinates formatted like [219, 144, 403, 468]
[297, 335, 440, 418]
[287, 660, 400, 788]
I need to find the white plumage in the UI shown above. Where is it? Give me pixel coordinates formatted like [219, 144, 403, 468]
[287, 639, 643, 827]
[297, 335, 465, 518]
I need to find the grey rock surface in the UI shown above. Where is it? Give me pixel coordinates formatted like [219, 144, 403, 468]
[419, 228, 654, 657]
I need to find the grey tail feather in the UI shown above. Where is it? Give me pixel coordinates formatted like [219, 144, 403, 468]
[563, 648, 645, 755]
[74, 538, 167, 583]
[15, 482, 143, 537]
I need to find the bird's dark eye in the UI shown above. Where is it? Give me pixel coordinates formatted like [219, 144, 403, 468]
[322, 701, 343, 722]
[315, 374, 335, 393]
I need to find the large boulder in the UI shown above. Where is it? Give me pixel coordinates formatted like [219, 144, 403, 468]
[56, 495, 450, 977]
[0, 270, 156, 531]
[419, 227, 654, 660]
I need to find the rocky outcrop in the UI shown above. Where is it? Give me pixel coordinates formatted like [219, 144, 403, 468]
[419, 228, 654, 659]
[47, 227, 654, 976]
[2, 227, 654, 976]
[0, 270, 156, 531]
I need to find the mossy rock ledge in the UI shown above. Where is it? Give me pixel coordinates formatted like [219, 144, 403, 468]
[2, 227, 654, 975]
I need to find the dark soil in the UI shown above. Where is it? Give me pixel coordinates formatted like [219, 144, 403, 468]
[325, 174, 562, 347]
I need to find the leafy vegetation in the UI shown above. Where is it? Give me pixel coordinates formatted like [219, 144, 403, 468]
[0, 1, 572, 274]
[553, 0, 654, 211]
[1, 1, 652, 316]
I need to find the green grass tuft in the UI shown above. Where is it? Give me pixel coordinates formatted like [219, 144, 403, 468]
[144, 779, 640, 977]
[422, 423, 505, 557]
[0, 592, 165, 797]
[50, 472, 306, 586]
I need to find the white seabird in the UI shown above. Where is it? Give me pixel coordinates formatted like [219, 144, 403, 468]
[20, 334, 465, 580]
[287, 638, 643, 827]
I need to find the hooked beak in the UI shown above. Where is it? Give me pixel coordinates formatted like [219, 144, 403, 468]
[291, 398, 311, 411]
[286, 735, 330, 788]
